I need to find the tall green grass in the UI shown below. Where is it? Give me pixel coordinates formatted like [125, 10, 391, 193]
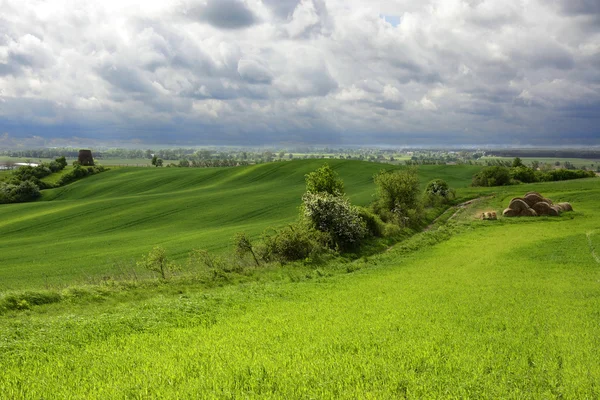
[0, 178, 598, 398]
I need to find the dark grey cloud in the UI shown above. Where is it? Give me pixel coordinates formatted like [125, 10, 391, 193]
[185, 0, 258, 29]
[559, 0, 600, 16]
[98, 64, 157, 95]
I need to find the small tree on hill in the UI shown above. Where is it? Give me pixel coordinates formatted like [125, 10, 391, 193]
[372, 168, 422, 226]
[424, 179, 454, 205]
[234, 232, 260, 266]
[137, 246, 177, 279]
[305, 163, 344, 196]
[512, 157, 524, 168]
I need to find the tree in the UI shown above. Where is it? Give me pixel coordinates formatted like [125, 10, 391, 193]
[512, 157, 524, 168]
[55, 156, 68, 169]
[234, 232, 260, 266]
[471, 166, 511, 187]
[156, 158, 163, 167]
[137, 246, 176, 279]
[305, 163, 344, 196]
[373, 168, 422, 226]
[510, 166, 537, 183]
[424, 179, 454, 205]
[151, 155, 158, 166]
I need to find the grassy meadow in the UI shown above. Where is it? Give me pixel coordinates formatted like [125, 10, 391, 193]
[0, 160, 479, 290]
[1, 160, 599, 398]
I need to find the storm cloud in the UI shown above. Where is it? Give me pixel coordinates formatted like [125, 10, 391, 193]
[0, 0, 598, 146]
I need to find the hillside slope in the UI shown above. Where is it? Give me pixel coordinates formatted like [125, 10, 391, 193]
[1, 177, 598, 397]
[1, 160, 478, 290]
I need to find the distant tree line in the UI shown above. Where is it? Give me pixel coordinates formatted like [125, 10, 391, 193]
[0, 156, 107, 204]
[472, 158, 596, 187]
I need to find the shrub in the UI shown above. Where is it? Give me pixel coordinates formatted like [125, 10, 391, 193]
[302, 192, 367, 250]
[424, 179, 455, 205]
[0, 180, 41, 204]
[471, 166, 511, 187]
[356, 206, 386, 237]
[137, 246, 177, 279]
[536, 169, 596, 182]
[259, 224, 327, 263]
[56, 165, 106, 186]
[510, 166, 537, 183]
[1, 290, 62, 312]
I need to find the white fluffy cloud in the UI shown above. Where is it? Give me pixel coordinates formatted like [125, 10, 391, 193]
[0, 0, 598, 145]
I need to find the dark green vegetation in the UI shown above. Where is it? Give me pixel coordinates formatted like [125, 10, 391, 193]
[0, 156, 107, 204]
[472, 162, 595, 187]
[1, 160, 599, 398]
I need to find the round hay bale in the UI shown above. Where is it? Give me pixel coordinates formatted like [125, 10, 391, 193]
[525, 191, 542, 198]
[532, 201, 553, 216]
[508, 198, 530, 212]
[549, 205, 561, 216]
[519, 208, 538, 217]
[503, 208, 518, 217]
[542, 197, 553, 205]
[557, 202, 573, 212]
[523, 193, 544, 207]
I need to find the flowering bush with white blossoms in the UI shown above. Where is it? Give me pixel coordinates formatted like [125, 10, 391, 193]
[302, 192, 367, 250]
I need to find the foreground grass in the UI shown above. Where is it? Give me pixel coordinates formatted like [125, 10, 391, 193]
[0, 178, 598, 398]
[0, 160, 480, 290]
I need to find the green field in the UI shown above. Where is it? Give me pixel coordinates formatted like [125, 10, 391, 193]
[1, 161, 599, 397]
[0, 160, 480, 290]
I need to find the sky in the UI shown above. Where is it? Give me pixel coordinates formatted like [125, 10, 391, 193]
[0, 0, 599, 147]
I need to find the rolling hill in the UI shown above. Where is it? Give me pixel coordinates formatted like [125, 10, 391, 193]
[0, 160, 480, 290]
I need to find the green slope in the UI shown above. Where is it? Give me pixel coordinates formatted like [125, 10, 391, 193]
[1, 160, 477, 290]
[1, 178, 598, 397]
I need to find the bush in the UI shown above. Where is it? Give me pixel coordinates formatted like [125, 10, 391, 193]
[302, 192, 367, 250]
[471, 166, 511, 187]
[372, 168, 423, 227]
[0, 180, 41, 204]
[356, 206, 386, 237]
[424, 179, 455, 205]
[137, 246, 178, 279]
[1, 290, 62, 312]
[537, 169, 595, 182]
[56, 165, 106, 186]
[510, 166, 537, 183]
[259, 224, 327, 263]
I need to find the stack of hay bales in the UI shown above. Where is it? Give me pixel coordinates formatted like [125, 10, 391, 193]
[502, 191, 572, 217]
[481, 212, 497, 220]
